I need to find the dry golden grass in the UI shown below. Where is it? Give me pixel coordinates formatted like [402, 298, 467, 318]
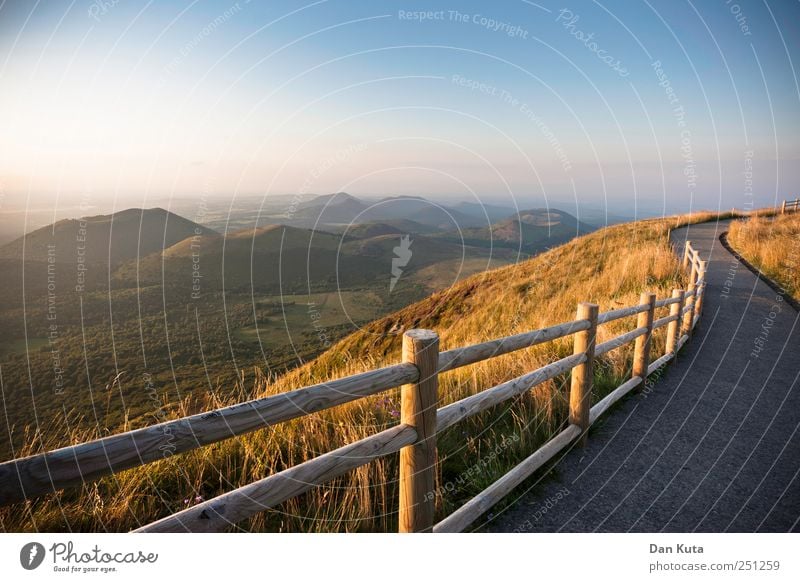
[0, 211, 732, 532]
[728, 212, 800, 300]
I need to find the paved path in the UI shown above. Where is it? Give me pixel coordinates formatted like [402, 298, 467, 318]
[489, 220, 800, 532]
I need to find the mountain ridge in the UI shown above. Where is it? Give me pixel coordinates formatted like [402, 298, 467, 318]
[0, 207, 216, 264]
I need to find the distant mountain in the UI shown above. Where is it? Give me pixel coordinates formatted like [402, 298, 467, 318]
[297, 192, 362, 209]
[280, 193, 488, 231]
[340, 219, 443, 238]
[361, 196, 435, 220]
[359, 196, 486, 229]
[450, 201, 517, 223]
[0, 207, 216, 264]
[435, 208, 593, 254]
[403, 206, 484, 230]
[513, 200, 634, 228]
[290, 192, 370, 225]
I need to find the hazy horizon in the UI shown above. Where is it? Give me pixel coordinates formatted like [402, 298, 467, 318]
[0, 190, 633, 246]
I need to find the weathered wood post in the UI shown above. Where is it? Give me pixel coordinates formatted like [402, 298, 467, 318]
[569, 303, 598, 446]
[682, 263, 698, 337]
[632, 292, 656, 382]
[399, 329, 439, 533]
[694, 260, 708, 318]
[665, 289, 685, 356]
[781, 200, 787, 214]
[682, 241, 692, 270]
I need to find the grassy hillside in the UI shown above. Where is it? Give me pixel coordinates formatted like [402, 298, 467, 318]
[727, 212, 800, 300]
[0, 212, 726, 533]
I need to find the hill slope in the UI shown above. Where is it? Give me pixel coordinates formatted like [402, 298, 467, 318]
[0, 207, 215, 264]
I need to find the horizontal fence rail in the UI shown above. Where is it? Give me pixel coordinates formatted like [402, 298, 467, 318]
[139, 424, 419, 533]
[780, 198, 799, 214]
[0, 363, 420, 505]
[0, 241, 708, 533]
[438, 320, 590, 373]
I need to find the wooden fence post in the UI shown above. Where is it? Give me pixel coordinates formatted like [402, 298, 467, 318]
[665, 289, 684, 356]
[569, 303, 598, 446]
[694, 260, 707, 318]
[682, 241, 692, 270]
[632, 292, 656, 382]
[682, 264, 698, 337]
[399, 329, 439, 533]
[781, 200, 786, 214]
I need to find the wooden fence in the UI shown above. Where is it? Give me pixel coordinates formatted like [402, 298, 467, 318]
[0, 241, 708, 533]
[781, 198, 799, 214]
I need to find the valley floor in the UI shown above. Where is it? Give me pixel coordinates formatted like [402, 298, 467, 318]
[489, 220, 800, 532]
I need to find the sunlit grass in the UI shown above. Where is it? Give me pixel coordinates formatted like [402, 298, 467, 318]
[728, 212, 800, 301]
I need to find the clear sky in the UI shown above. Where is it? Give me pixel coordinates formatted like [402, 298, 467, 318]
[0, 0, 798, 214]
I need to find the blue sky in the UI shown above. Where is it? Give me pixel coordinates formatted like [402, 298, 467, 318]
[0, 0, 798, 215]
